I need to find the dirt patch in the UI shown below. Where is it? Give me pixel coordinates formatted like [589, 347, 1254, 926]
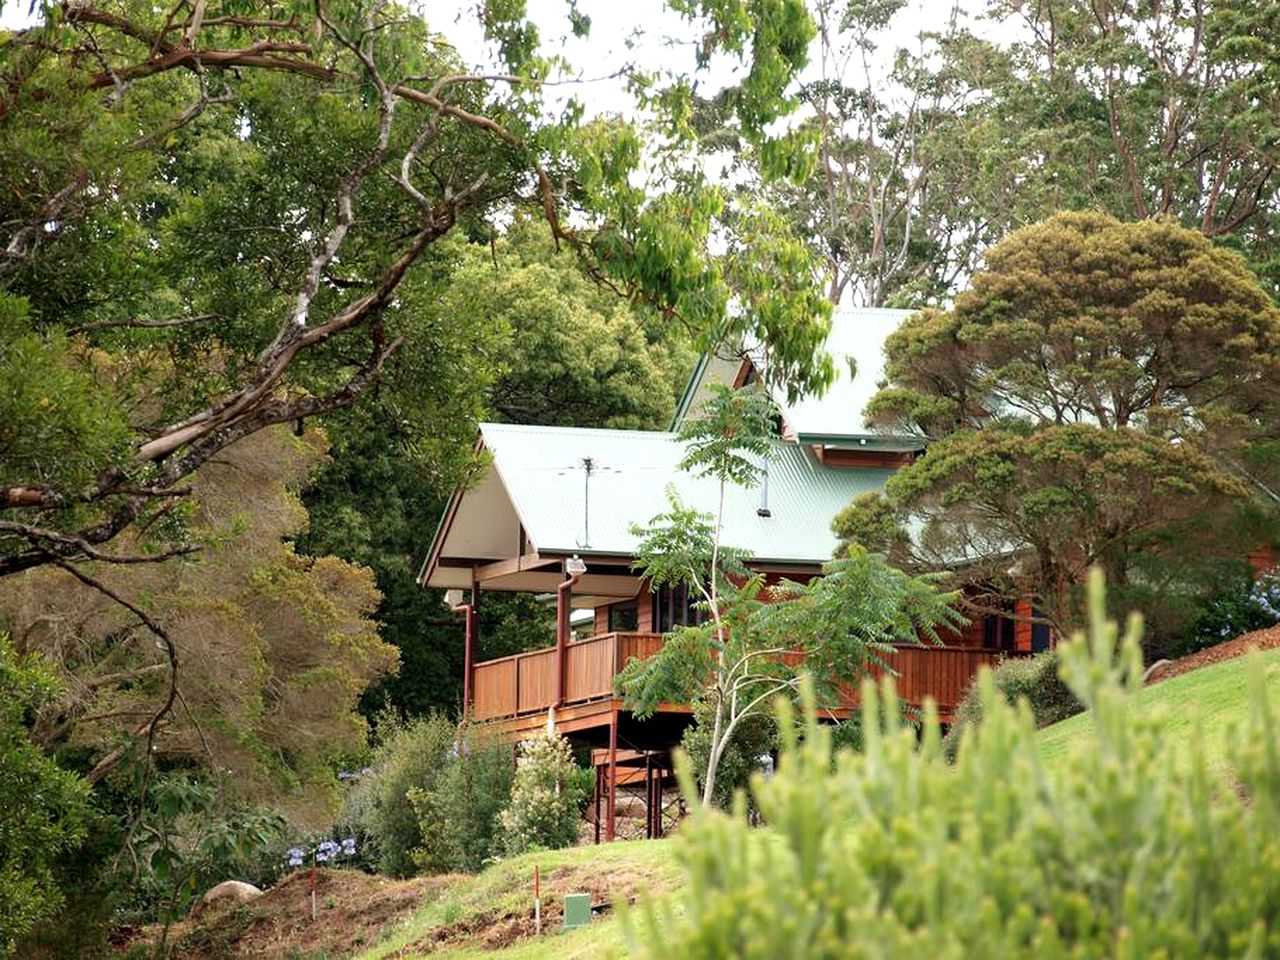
[395, 855, 661, 957]
[1146, 623, 1280, 685]
[395, 908, 539, 956]
[131, 868, 450, 959]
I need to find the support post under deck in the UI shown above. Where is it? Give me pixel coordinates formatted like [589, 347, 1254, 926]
[594, 764, 602, 845]
[606, 707, 618, 842]
[644, 752, 653, 839]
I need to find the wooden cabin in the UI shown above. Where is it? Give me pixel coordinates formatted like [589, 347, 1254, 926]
[419, 308, 1044, 840]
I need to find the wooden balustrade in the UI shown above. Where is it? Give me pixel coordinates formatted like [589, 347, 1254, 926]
[471, 632, 663, 721]
[872, 645, 1010, 715]
[469, 632, 1013, 722]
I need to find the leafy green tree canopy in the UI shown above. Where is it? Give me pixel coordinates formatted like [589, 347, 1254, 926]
[839, 213, 1280, 635]
[0, 0, 832, 579]
[869, 212, 1280, 440]
[0, 427, 397, 812]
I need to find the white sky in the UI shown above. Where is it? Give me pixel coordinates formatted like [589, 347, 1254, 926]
[2, 1, 1019, 118]
[428, 0, 1014, 117]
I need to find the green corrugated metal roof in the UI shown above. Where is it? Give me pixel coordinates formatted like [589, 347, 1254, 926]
[772, 307, 916, 441]
[476, 422, 891, 565]
[673, 307, 925, 446]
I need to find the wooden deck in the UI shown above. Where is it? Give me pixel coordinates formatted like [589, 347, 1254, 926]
[470, 631, 1013, 725]
[471, 632, 664, 721]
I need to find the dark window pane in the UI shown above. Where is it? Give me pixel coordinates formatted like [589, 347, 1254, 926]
[609, 603, 639, 632]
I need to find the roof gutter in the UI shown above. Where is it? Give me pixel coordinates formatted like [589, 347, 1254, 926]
[796, 432, 926, 451]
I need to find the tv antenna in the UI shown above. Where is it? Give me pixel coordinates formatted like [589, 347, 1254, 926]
[579, 456, 594, 548]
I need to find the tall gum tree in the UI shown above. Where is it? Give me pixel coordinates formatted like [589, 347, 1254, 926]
[0, 0, 834, 580]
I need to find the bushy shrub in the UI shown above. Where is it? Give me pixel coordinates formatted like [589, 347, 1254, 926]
[1185, 569, 1280, 654]
[0, 636, 90, 956]
[343, 713, 456, 877]
[680, 703, 776, 810]
[116, 775, 287, 938]
[410, 727, 515, 873]
[945, 648, 1080, 755]
[497, 735, 591, 855]
[625, 572, 1280, 958]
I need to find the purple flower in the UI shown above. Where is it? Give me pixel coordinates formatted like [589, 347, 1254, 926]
[315, 839, 341, 863]
[287, 847, 304, 867]
[342, 837, 356, 856]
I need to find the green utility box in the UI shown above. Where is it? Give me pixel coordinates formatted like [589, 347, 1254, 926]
[563, 892, 592, 930]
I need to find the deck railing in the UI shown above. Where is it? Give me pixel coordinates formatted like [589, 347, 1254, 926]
[873, 645, 1014, 715]
[470, 632, 663, 721]
[469, 632, 1015, 722]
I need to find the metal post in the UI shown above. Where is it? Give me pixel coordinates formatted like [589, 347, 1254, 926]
[453, 589, 477, 721]
[654, 767, 663, 838]
[555, 560, 584, 707]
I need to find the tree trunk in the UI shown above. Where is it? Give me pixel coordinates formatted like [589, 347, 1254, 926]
[702, 696, 725, 807]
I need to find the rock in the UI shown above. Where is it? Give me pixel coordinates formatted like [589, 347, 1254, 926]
[191, 880, 263, 919]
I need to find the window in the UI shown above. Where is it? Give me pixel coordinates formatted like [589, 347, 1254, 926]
[1031, 617, 1052, 653]
[981, 599, 1017, 653]
[609, 602, 639, 633]
[652, 583, 706, 633]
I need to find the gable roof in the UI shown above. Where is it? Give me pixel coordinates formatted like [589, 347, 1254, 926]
[673, 306, 920, 448]
[420, 422, 894, 588]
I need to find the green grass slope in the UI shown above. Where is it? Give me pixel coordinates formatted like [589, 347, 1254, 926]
[356, 839, 677, 960]
[1038, 645, 1280, 768]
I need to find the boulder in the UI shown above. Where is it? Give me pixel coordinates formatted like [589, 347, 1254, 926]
[191, 880, 263, 919]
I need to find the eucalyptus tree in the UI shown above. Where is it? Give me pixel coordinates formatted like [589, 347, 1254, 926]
[0, 0, 837, 785]
[703, 0, 1280, 307]
[917, 0, 1280, 292]
[688, 0, 980, 307]
[0, 0, 833, 580]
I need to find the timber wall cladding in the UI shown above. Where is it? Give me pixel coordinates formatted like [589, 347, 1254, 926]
[814, 446, 915, 469]
[875, 646, 1000, 712]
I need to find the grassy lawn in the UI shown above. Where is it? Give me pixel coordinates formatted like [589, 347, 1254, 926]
[1038, 645, 1280, 768]
[355, 839, 677, 960]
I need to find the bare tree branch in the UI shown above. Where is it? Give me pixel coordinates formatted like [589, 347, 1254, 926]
[68, 314, 223, 335]
[0, 520, 200, 566]
[43, 557, 179, 786]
